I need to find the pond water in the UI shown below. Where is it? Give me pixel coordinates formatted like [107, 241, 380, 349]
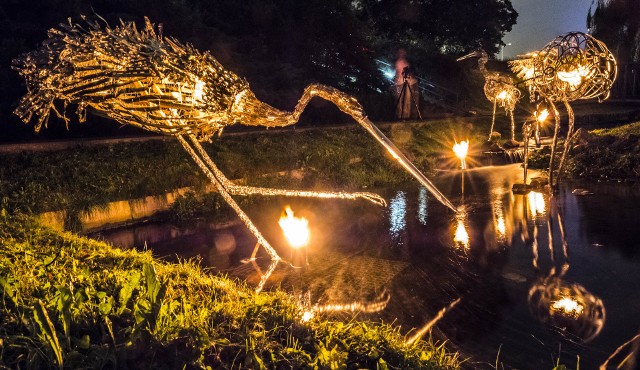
[90, 164, 640, 369]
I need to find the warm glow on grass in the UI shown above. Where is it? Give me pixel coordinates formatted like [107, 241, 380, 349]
[279, 206, 310, 248]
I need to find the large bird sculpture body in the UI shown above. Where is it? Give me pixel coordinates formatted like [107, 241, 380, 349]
[510, 32, 616, 188]
[13, 17, 457, 262]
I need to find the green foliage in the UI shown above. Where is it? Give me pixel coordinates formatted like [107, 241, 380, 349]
[526, 122, 640, 181]
[1, 120, 475, 223]
[0, 214, 461, 369]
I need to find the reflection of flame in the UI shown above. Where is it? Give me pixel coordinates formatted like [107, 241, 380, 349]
[278, 206, 310, 248]
[497, 90, 508, 100]
[535, 108, 549, 123]
[301, 291, 391, 322]
[497, 217, 506, 236]
[528, 191, 546, 217]
[453, 140, 469, 170]
[389, 191, 407, 237]
[454, 218, 470, 249]
[557, 65, 592, 88]
[528, 278, 606, 342]
[551, 297, 584, 318]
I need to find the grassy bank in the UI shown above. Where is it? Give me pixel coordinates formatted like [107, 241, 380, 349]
[0, 213, 460, 369]
[528, 121, 640, 181]
[0, 119, 483, 219]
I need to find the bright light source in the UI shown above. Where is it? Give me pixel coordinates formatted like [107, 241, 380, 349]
[453, 140, 469, 170]
[535, 108, 549, 123]
[551, 297, 584, 318]
[454, 218, 470, 249]
[497, 90, 508, 100]
[278, 206, 310, 248]
[528, 191, 546, 217]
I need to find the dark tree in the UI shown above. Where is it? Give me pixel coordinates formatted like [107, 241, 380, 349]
[589, 0, 640, 64]
[353, 0, 518, 56]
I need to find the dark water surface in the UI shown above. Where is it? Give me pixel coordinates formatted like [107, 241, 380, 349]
[90, 164, 640, 369]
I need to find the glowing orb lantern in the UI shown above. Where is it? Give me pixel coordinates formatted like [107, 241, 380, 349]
[279, 206, 310, 248]
[453, 140, 469, 170]
[551, 297, 584, 318]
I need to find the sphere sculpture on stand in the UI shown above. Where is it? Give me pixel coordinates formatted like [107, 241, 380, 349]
[13, 16, 457, 264]
[510, 32, 616, 189]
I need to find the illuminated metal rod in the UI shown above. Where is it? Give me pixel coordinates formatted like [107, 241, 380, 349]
[248, 84, 458, 213]
[406, 298, 461, 345]
[176, 134, 281, 261]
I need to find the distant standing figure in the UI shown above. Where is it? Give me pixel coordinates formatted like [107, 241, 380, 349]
[394, 49, 420, 120]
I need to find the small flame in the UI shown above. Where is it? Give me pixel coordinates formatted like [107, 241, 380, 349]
[453, 140, 469, 170]
[535, 109, 549, 123]
[497, 90, 508, 100]
[301, 310, 314, 322]
[279, 206, 310, 248]
[551, 297, 584, 318]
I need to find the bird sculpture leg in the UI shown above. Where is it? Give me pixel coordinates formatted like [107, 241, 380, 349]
[176, 134, 281, 261]
[185, 134, 386, 206]
[555, 101, 575, 188]
[509, 109, 516, 141]
[489, 99, 497, 140]
[547, 100, 562, 191]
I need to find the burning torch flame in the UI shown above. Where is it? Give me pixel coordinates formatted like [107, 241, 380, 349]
[535, 108, 549, 123]
[453, 140, 469, 170]
[551, 297, 584, 318]
[279, 206, 310, 248]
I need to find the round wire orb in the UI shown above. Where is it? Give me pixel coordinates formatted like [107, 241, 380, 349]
[532, 32, 617, 102]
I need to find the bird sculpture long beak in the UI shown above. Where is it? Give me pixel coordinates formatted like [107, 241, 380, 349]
[456, 50, 481, 62]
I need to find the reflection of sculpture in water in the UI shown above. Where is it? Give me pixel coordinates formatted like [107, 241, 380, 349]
[457, 49, 522, 142]
[510, 32, 616, 189]
[14, 16, 457, 263]
[521, 195, 605, 342]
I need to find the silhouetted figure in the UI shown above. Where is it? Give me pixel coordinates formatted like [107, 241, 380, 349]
[394, 49, 421, 120]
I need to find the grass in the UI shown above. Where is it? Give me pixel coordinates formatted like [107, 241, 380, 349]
[527, 121, 640, 181]
[0, 212, 461, 369]
[0, 119, 485, 221]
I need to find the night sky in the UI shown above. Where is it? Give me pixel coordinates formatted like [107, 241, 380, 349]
[503, 0, 594, 59]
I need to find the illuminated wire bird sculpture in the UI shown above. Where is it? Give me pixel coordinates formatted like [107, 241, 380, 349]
[13, 16, 457, 262]
[510, 32, 616, 189]
[457, 49, 522, 142]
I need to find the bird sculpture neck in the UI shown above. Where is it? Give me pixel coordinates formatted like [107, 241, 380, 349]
[477, 51, 489, 76]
